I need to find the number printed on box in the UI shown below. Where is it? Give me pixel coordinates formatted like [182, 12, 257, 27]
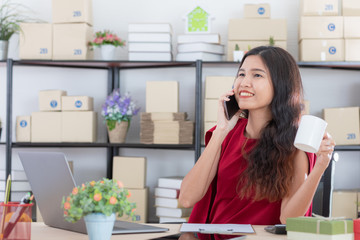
[328, 23, 335, 31]
[258, 7, 265, 15]
[325, 4, 333, 11]
[74, 49, 82, 55]
[328, 46, 336, 55]
[20, 120, 27, 128]
[347, 133, 356, 140]
[40, 48, 48, 54]
[73, 11, 82, 17]
[50, 100, 58, 108]
[75, 100, 82, 108]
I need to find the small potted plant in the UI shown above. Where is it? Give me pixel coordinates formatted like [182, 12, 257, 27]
[233, 44, 244, 62]
[0, 0, 27, 60]
[269, 36, 275, 46]
[88, 30, 125, 61]
[101, 89, 140, 143]
[62, 178, 136, 240]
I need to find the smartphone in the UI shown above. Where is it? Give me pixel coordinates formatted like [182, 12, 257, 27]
[223, 94, 240, 120]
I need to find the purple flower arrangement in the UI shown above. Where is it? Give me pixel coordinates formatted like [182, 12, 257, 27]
[101, 89, 140, 131]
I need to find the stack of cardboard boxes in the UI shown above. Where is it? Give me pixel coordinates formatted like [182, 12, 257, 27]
[140, 81, 194, 144]
[332, 189, 359, 220]
[343, 0, 360, 61]
[112, 156, 148, 223]
[16, 90, 96, 143]
[203, 76, 234, 142]
[20, 0, 93, 60]
[227, 3, 287, 61]
[299, 0, 344, 61]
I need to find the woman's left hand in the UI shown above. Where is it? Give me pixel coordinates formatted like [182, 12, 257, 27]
[315, 132, 336, 171]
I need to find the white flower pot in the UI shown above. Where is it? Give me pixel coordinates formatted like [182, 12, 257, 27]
[233, 50, 244, 62]
[101, 45, 116, 61]
[0, 41, 9, 60]
[84, 213, 115, 240]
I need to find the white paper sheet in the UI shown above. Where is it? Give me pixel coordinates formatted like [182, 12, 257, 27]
[180, 223, 255, 234]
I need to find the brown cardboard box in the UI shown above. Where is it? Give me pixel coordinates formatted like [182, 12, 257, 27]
[244, 4, 270, 19]
[302, 100, 310, 115]
[61, 111, 97, 142]
[228, 19, 287, 41]
[19, 23, 52, 60]
[344, 17, 360, 38]
[39, 90, 67, 111]
[16, 116, 31, 142]
[204, 99, 218, 122]
[342, 0, 360, 16]
[345, 39, 360, 61]
[61, 96, 93, 111]
[299, 39, 344, 61]
[117, 188, 148, 223]
[299, 16, 343, 40]
[112, 156, 146, 189]
[332, 190, 358, 219]
[205, 76, 235, 99]
[53, 23, 93, 60]
[146, 81, 179, 113]
[31, 112, 62, 142]
[227, 40, 287, 61]
[52, 0, 93, 26]
[323, 107, 360, 145]
[300, 0, 339, 16]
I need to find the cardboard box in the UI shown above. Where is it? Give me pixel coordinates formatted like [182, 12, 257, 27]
[344, 17, 360, 38]
[53, 23, 93, 60]
[204, 99, 218, 122]
[300, 0, 339, 16]
[244, 4, 270, 19]
[39, 90, 67, 111]
[16, 116, 31, 142]
[61, 111, 97, 142]
[52, 0, 93, 25]
[205, 76, 235, 99]
[228, 19, 287, 41]
[146, 81, 179, 113]
[112, 156, 146, 189]
[117, 188, 148, 223]
[302, 100, 310, 115]
[31, 112, 62, 142]
[299, 16, 343, 40]
[342, 0, 360, 16]
[332, 190, 358, 219]
[345, 39, 360, 61]
[61, 96, 93, 111]
[323, 107, 360, 145]
[299, 39, 344, 61]
[19, 23, 52, 60]
[227, 40, 287, 61]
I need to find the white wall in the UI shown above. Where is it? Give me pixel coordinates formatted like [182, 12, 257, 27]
[1, 0, 358, 222]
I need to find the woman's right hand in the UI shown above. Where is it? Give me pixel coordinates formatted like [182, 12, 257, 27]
[215, 90, 241, 134]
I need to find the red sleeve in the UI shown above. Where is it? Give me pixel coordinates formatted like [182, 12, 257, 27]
[305, 152, 317, 216]
[205, 125, 216, 146]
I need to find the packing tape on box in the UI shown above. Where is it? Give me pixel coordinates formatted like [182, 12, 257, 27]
[321, 52, 326, 61]
[312, 213, 349, 234]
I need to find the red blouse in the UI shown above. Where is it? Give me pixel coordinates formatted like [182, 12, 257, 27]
[188, 118, 316, 225]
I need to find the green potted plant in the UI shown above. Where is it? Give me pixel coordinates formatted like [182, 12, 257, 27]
[0, 0, 27, 60]
[101, 89, 140, 143]
[233, 43, 244, 62]
[269, 36, 275, 46]
[88, 30, 126, 61]
[62, 178, 136, 240]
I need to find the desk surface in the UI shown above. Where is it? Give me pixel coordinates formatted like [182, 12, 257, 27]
[31, 222, 286, 240]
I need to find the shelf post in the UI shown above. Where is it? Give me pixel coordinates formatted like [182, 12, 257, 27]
[194, 60, 202, 162]
[5, 59, 13, 184]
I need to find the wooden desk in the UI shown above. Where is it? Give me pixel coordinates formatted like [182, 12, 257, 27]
[31, 222, 287, 240]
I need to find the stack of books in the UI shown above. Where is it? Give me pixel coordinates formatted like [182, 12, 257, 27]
[140, 81, 194, 144]
[176, 33, 224, 61]
[155, 176, 192, 223]
[128, 23, 173, 61]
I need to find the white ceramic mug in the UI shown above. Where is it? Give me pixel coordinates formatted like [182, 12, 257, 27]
[294, 115, 328, 153]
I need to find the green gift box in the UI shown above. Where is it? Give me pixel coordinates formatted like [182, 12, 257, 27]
[286, 217, 353, 235]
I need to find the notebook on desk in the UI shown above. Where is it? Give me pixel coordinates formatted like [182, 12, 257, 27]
[18, 151, 169, 234]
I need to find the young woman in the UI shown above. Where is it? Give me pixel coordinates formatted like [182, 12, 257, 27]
[179, 46, 335, 225]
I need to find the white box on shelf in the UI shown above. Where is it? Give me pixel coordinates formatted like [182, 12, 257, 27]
[61, 96, 93, 111]
[31, 112, 62, 142]
[52, 0, 93, 25]
[39, 90, 67, 111]
[19, 23, 52, 60]
[61, 111, 97, 142]
[16, 116, 31, 142]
